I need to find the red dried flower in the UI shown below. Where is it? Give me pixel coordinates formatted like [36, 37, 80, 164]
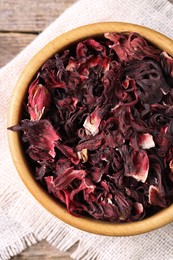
[27, 75, 51, 120]
[8, 32, 173, 222]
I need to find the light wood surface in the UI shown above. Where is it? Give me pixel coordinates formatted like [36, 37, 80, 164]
[0, 0, 76, 67]
[12, 240, 72, 260]
[1, 0, 75, 259]
[0, 33, 36, 67]
[0, 0, 76, 32]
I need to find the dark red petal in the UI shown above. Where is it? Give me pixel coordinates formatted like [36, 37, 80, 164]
[20, 119, 60, 158]
[28, 83, 51, 121]
[148, 185, 166, 207]
[125, 150, 149, 183]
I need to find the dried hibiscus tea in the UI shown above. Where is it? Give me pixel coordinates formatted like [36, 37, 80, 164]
[9, 32, 173, 222]
[27, 74, 51, 121]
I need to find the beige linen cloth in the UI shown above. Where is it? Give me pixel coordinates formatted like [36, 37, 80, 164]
[1, 0, 173, 259]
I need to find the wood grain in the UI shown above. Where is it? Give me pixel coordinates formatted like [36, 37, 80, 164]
[11, 240, 72, 259]
[0, 0, 76, 67]
[0, 0, 76, 32]
[0, 32, 36, 67]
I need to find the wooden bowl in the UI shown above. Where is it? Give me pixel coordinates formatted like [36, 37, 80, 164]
[7, 22, 173, 236]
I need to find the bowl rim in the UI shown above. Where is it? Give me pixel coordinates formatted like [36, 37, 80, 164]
[7, 22, 173, 236]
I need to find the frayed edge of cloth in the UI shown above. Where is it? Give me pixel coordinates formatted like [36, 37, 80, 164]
[0, 233, 37, 260]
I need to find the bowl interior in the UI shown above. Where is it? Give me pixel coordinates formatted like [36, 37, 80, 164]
[7, 22, 173, 236]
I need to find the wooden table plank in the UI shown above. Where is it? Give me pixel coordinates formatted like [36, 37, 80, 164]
[0, 32, 36, 67]
[0, 0, 76, 67]
[0, 0, 76, 33]
[11, 240, 72, 260]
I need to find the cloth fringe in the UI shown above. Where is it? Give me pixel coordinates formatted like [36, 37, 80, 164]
[0, 234, 37, 260]
[4, 190, 103, 260]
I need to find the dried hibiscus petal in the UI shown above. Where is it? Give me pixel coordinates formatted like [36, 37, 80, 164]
[148, 185, 166, 208]
[8, 31, 173, 223]
[124, 59, 170, 104]
[138, 133, 155, 149]
[83, 106, 102, 136]
[104, 32, 161, 62]
[122, 146, 149, 183]
[161, 51, 173, 78]
[27, 76, 51, 121]
[9, 119, 60, 159]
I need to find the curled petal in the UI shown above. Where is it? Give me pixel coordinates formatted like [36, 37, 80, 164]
[148, 185, 166, 207]
[83, 106, 102, 136]
[28, 81, 51, 120]
[124, 149, 149, 183]
[161, 51, 173, 78]
[10, 119, 60, 159]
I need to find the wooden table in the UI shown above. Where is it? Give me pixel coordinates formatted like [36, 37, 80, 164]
[0, 0, 76, 259]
